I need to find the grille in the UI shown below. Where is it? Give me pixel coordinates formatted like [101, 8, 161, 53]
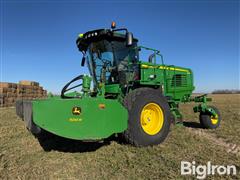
[171, 74, 187, 87]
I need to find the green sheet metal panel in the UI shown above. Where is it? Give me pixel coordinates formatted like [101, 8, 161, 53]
[164, 68, 195, 100]
[139, 62, 195, 101]
[105, 84, 120, 94]
[32, 97, 127, 140]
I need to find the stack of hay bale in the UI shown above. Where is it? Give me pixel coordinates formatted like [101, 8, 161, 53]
[0, 81, 47, 107]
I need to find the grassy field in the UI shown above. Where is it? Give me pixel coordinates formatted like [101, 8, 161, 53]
[0, 94, 239, 179]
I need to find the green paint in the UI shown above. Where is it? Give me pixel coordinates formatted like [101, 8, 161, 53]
[105, 84, 120, 94]
[18, 26, 217, 141]
[139, 62, 195, 101]
[82, 75, 92, 96]
[32, 97, 127, 140]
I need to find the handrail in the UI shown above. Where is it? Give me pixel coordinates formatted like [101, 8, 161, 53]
[134, 46, 164, 65]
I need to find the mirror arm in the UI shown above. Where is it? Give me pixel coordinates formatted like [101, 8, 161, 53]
[81, 51, 86, 67]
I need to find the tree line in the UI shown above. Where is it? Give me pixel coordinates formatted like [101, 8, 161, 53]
[212, 89, 240, 94]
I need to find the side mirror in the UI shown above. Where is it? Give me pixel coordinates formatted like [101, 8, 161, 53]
[126, 32, 133, 46]
[81, 56, 86, 66]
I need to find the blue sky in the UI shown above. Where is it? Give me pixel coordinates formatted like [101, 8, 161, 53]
[1, 0, 239, 93]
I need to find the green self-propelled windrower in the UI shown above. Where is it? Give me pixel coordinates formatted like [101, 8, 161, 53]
[16, 22, 221, 146]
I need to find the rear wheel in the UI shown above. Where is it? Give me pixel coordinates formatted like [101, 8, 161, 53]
[123, 88, 171, 146]
[199, 106, 221, 129]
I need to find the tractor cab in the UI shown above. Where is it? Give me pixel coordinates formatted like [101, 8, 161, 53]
[76, 24, 139, 91]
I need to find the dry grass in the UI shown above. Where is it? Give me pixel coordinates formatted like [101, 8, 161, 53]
[180, 94, 240, 144]
[0, 94, 239, 179]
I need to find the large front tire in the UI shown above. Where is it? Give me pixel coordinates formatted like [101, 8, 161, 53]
[123, 88, 171, 146]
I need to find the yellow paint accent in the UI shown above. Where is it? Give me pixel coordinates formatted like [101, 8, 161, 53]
[141, 64, 190, 74]
[211, 114, 218, 125]
[159, 66, 190, 73]
[68, 118, 82, 122]
[140, 103, 164, 135]
[141, 64, 151, 68]
[72, 107, 81, 115]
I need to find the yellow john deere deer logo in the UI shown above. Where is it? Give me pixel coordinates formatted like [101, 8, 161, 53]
[72, 107, 81, 115]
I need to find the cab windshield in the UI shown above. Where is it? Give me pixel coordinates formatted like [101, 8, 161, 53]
[86, 40, 138, 86]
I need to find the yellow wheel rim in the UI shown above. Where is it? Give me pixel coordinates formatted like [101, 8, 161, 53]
[140, 103, 164, 135]
[211, 114, 218, 125]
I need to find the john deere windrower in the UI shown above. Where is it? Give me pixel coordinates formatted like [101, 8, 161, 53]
[16, 23, 221, 146]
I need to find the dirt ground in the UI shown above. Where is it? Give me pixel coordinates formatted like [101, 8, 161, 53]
[0, 94, 239, 179]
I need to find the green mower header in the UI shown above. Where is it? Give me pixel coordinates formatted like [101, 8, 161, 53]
[16, 22, 221, 146]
